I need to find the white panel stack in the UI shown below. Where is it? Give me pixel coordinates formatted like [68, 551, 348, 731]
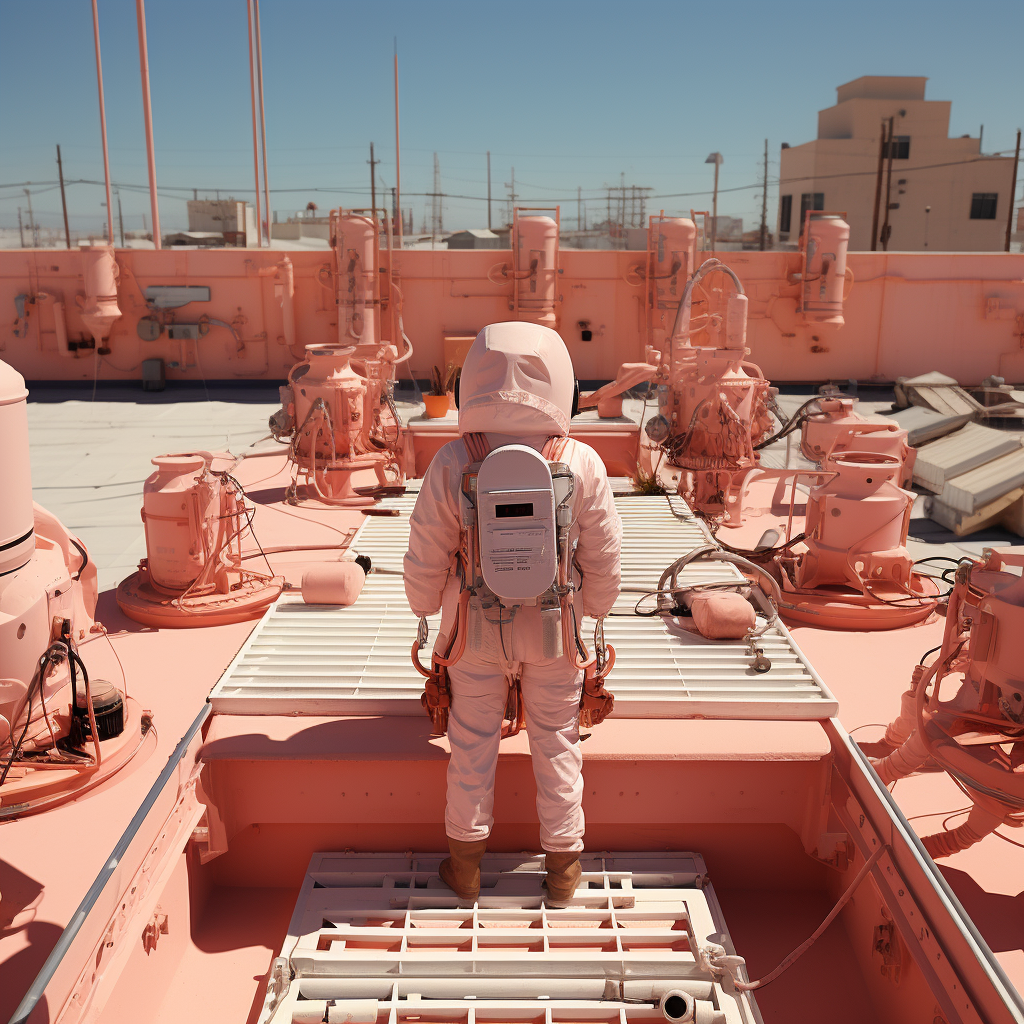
[912, 423, 1021, 493]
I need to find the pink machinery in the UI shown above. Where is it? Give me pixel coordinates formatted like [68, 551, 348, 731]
[640, 256, 774, 517]
[115, 451, 284, 627]
[872, 549, 1024, 857]
[0, 359, 143, 818]
[268, 212, 407, 505]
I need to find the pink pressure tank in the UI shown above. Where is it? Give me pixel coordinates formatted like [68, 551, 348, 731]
[0, 360, 35, 575]
[141, 453, 227, 591]
[79, 245, 122, 344]
[334, 213, 378, 347]
[801, 214, 850, 326]
[794, 452, 915, 592]
[650, 216, 696, 309]
[290, 345, 369, 463]
[515, 215, 559, 329]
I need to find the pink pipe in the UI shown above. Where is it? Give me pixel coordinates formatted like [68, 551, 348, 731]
[252, 0, 271, 242]
[246, 0, 263, 246]
[394, 48, 402, 248]
[135, 0, 161, 249]
[91, 0, 114, 246]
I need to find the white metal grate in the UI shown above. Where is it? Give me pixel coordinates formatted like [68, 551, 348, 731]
[209, 494, 836, 718]
[260, 851, 761, 1024]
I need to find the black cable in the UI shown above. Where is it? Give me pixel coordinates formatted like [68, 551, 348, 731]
[69, 535, 89, 581]
[753, 397, 821, 451]
[0, 643, 65, 788]
[919, 644, 943, 667]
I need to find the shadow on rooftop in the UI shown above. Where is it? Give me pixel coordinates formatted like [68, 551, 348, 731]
[940, 866, 1024, 953]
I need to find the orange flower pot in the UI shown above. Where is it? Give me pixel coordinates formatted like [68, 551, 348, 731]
[423, 394, 451, 419]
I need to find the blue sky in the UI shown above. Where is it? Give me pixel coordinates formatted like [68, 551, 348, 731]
[1, 0, 1021, 236]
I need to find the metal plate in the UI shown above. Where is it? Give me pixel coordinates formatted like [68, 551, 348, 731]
[209, 494, 836, 719]
[144, 285, 211, 308]
[260, 850, 762, 1024]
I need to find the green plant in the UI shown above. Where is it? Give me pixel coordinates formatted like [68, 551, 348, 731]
[429, 363, 460, 397]
[632, 464, 666, 495]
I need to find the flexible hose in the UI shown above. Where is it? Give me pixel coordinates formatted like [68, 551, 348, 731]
[922, 800, 1003, 859]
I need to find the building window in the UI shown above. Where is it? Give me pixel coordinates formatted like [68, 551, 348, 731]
[886, 135, 911, 159]
[970, 193, 998, 220]
[779, 195, 792, 234]
[800, 193, 824, 224]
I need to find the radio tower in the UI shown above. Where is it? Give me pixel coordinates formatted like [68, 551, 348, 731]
[430, 152, 443, 245]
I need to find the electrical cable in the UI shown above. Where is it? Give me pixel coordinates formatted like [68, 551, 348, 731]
[0, 643, 64, 788]
[752, 396, 821, 451]
[69, 535, 89, 581]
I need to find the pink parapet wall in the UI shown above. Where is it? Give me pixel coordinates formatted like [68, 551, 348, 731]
[1, 244, 1022, 384]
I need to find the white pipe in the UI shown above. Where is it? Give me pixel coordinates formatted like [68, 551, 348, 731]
[669, 257, 744, 345]
[299, 979, 714, 1001]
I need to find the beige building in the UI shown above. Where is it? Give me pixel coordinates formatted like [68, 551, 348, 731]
[778, 76, 1015, 251]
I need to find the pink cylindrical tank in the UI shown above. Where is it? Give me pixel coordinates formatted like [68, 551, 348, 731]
[516, 215, 559, 328]
[336, 214, 378, 346]
[724, 293, 748, 351]
[797, 452, 911, 590]
[142, 454, 221, 590]
[651, 218, 696, 309]
[0, 360, 35, 574]
[79, 245, 122, 343]
[802, 215, 849, 325]
[291, 344, 369, 461]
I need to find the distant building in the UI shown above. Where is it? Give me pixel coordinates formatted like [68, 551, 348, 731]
[779, 77, 1015, 251]
[186, 199, 257, 246]
[445, 229, 501, 249]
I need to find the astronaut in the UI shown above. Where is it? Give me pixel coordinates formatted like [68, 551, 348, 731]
[404, 322, 622, 905]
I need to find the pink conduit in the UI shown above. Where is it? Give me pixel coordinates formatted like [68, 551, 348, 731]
[135, 0, 161, 248]
[91, 0, 114, 245]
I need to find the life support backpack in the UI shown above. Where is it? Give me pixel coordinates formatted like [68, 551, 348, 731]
[412, 432, 615, 737]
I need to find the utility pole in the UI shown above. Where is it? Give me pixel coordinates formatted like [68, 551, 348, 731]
[870, 118, 888, 251]
[486, 151, 492, 231]
[1007, 129, 1021, 252]
[506, 167, 516, 225]
[705, 153, 723, 251]
[57, 145, 72, 249]
[393, 40, 402, 248]
[578, 186, 582, 232]
[430, 152, 443, 245]
[24, 189, 37, 247]
[369, 142, 377, 218]
[880, 116, 896, 251]
[116, 188, 125, 247]
[18, 207, 25, 248]
[759, 139, 768, 251]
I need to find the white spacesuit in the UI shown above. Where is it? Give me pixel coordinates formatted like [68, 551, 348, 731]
[404, 322, 622, 903]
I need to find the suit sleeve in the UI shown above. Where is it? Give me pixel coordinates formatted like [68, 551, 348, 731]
[572, 445, 622, 617]
[403, 444, 463, 618]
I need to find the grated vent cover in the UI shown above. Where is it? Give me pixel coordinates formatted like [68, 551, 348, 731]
[261, 851, 762, 1024]
[210, 494, 836, 719]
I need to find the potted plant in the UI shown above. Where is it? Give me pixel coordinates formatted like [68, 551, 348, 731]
[424, 363, 459, 419]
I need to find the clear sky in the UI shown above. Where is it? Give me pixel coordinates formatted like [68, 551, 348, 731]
[1, 0, 1021, 237]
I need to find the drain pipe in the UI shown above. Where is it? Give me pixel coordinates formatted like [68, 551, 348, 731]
[259, 258, 297, 357]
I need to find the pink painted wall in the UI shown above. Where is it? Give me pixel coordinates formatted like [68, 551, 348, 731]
[1, 246, 1021, 384]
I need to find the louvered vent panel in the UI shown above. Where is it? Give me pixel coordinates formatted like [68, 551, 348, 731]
[210, 494, 836, 719]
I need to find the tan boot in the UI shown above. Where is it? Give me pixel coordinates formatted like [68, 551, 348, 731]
[439, 838, 488, 901]
[544, 852, 582, 906]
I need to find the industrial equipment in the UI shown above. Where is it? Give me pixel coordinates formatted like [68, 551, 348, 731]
[872, 549, 1024, 857]
[116, 450, 283, 626]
